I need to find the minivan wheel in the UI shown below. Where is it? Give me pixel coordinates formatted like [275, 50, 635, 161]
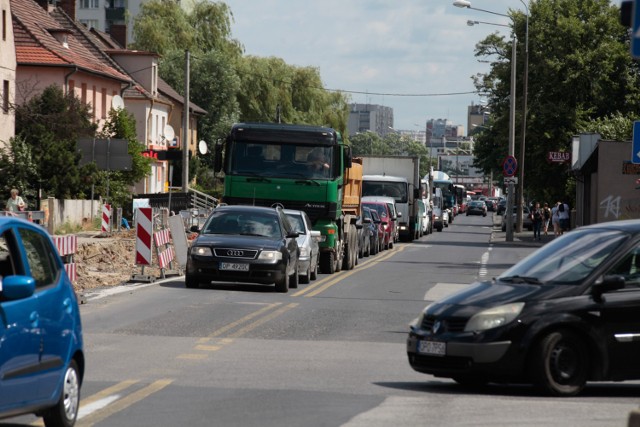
[530, 329, 588, 396]
[43, 360, 80, 427]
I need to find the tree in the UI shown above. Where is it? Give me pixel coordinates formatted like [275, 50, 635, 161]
[96, 108, 152, 208]
[0, 136, 39, 205]
[14, 85, 97, 199]
[472, 0, 640, 204]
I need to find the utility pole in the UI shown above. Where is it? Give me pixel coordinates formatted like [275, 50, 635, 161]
[182, 50, 190, 192]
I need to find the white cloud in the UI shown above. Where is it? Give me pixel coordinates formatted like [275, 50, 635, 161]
[224, 0, 521, 133]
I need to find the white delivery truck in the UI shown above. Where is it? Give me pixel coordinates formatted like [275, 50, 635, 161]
[361, 156, 424, 242]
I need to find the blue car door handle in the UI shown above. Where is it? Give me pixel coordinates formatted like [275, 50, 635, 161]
[29, 311, 39, 328]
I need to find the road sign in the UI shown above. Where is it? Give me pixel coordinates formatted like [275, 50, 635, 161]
[502, 155, 517, 177]
[633, 121, 640, 164]
[504, 177, 518, 185]
[632, 0, 640, 58]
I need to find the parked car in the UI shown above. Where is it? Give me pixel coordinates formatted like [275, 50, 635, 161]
[496, 199, 507, 215]
[369, 208, 388, 253]
[485, 199, 497, 212]
[361, 207, 379, 256]
[362, 198, 398, 249]
[356, 209, 371, 259]
[0, 217, 84, 426]
[186, 205, 299, 292]
[501, 206, 533, 231]
[466, 200, 488, 217]
[284, 209, 320, 284]
[407, 219, 640, 396]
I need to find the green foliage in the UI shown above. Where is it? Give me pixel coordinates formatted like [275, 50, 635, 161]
[472, 0, 640, 204]
[132, 0, 351, 191]
[14, 85, 97, 199]
[0, 136, 39, 205]
[95, 108, 152, 208]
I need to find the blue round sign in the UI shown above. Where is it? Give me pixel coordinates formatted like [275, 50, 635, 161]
[502, 155, 517, 177]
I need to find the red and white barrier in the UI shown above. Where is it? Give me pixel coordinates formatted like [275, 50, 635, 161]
[53, 235, 78, 283]
[101, 204, 111, 233]
[135, 207, 153, 266]
[153, 228, 175, 270]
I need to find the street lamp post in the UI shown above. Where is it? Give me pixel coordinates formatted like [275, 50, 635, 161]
[454, 0, 529, 239]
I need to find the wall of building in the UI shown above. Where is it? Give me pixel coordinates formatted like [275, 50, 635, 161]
[0, 0, 16, 149]
[595, 140, 640, 223]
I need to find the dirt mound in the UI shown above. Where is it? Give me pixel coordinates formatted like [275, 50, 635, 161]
[72, 231, 165, 292]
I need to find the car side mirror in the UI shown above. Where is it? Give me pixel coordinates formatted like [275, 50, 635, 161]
[592, 275, 625, 302]
[190, 225, 200, 233]
[287, 232, 300, 239]
[1, 275, 36, 300]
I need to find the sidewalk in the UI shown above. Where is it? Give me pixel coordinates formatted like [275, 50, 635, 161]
[490, 213, 555, 247]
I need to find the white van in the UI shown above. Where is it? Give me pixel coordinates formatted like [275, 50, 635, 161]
[431, 188, 448, 232]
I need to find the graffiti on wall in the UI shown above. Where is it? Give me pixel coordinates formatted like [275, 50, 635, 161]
[599, 195, 640, 220]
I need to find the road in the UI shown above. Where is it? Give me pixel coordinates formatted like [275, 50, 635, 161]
[3, 214, 639, 427]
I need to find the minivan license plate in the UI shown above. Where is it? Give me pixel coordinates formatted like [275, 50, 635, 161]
[418, 340, 446, 356]
[220, 262, 249, 271]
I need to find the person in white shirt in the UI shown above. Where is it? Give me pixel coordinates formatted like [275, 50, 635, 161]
[5, 189, 26, 213]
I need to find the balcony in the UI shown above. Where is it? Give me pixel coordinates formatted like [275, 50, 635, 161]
[105, 7, 125, 21]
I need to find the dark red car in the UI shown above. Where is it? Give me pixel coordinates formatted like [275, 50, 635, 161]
[363, 201, 393, 250]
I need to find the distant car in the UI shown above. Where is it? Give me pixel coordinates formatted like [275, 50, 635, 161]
[284, 209, 320, 284]
[186, 205, 300, 292]
[496, 199, 507, 215]
[501, 206, 533, 231]
[361, 207, 379, 256]
[369, 208, 388, 252]
[467, 200, 488, 217]
[362, 199, 397, 249]
[0, 217, 84, 427]
[408, 219, 640, 396]
[484, 199, 497, 212]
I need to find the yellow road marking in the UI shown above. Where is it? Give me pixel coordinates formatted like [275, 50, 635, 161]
[294, 246, 406, 297]
[77, 379, 173, 427]
[194, 344, 221, 351]
[176, 353, 208, 360]
[207, 302, 282, 338]
[227, 303, 299, 338]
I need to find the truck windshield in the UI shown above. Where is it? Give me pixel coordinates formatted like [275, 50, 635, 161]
[362, 181, 408, 203]
[229, 141, 335, 180]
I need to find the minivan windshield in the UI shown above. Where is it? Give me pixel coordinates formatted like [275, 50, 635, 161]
[499, 228, 629, 285]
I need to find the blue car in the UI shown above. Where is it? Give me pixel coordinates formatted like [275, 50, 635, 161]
[0, 217, 84, 426]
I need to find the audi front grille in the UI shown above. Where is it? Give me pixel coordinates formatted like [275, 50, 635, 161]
[213, 248, 259, 259]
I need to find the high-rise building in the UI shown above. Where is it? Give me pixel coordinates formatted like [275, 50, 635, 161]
[467, 102, 490, 134]
[347, 103, 394, 137]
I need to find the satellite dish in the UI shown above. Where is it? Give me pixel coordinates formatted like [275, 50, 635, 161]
[198, 140, 208, 155]
[111, 95, 124, 110]
[163, 125, 175, 142]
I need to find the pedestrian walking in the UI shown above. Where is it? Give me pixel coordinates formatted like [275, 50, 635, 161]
[531, 202, 543, 241]
[551, 202, 561, 237]
[558, 200, 570, 233]
[542, 202, 551, 235]
[5, 188, 26, 213]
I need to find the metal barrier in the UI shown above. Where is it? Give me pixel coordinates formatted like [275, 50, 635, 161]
[0, 210, 46, 224]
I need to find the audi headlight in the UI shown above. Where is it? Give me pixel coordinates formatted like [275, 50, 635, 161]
[258, 250, 282, 261]
[192, 246, 213, 256]
[464, 302, 524, 332]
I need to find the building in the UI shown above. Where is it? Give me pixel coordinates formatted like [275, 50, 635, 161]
[572, 134, 640, 226]
[467, 102, 490, 135]
[347, 103, 394, 137]
[0, 0, 16, 149]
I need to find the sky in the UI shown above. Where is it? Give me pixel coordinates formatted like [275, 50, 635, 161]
[222, 0, 520, 135]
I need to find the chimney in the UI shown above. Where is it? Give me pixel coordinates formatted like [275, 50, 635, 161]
[58, 0, 75, 21]
[110, 24, 127, 49]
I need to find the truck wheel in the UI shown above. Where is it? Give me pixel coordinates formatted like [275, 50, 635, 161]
[320, 252, 336, 274]
[343, 225, 357, 270]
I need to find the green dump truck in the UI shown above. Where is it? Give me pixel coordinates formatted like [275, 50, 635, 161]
[214, 123, 363, 274]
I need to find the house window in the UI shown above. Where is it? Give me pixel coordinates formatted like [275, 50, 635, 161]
[151, 63, 157, 96]
[2, 10, 6, 41]
[68, 79, 75, 96]
[80, 0, 99, 9]
[2, 80, 9, 114]
[92, 85, 97, 120]
[81, 83, 87, 104]
[101, 88, 107, 119]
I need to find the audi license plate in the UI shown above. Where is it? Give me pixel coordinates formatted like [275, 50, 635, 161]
[418, 340, 446, 356]
[219, 262, 249, 272]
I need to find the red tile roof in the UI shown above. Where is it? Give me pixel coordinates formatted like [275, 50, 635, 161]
[11, 0, 132, 83]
